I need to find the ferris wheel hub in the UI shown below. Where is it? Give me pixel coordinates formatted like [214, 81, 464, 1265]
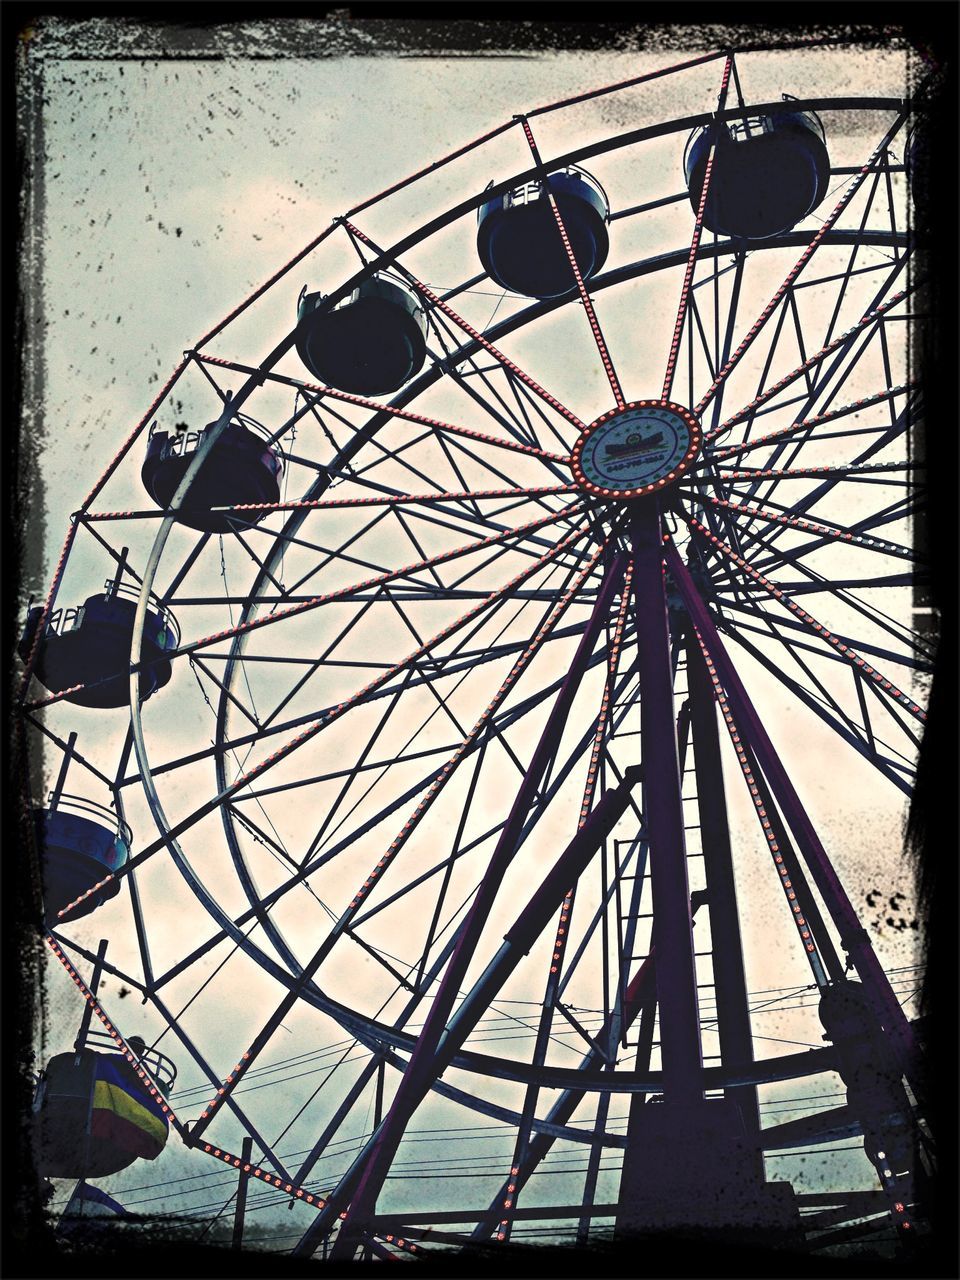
[571, 399, 702, 500]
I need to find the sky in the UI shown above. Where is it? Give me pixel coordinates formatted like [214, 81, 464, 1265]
[18, 14, 926, 1261]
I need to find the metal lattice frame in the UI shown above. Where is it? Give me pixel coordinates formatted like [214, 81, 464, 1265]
[22, 43, 932, 1262]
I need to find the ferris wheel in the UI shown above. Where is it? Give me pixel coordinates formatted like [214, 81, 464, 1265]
[19, 39, 936, 1265]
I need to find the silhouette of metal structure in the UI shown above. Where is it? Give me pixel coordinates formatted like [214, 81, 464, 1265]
[19, 42, 933, 1264]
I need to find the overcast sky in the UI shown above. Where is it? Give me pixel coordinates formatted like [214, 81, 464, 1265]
[19, 15, 923, 1255]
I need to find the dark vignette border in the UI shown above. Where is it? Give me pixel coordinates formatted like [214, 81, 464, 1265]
[4, 4, 956, 1277]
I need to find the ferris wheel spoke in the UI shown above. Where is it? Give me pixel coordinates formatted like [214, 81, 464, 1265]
[684, 288, 720, 395]
[696, 494, 919, 567]
[693, 105, 912, 420]
[703, 459, 918, 485]
[519, 116, 626, 409]
[703, 274, 916, 449]
[759, 572, 918, 595]
[818, 178, 893, 355]
[213, 484, 578, 570]
[421, 309, 546, 452]
[256, 596, 399, 740]
[237, 510, 400, 591]
[665, 538, 920, 1090]
[434, 423, 520, 519]
[273, 481, 578, 578]
[721, 622, 918, 792]
[304, 544, 615, 900]
[405, 746, 491, 996]
[703, 502, 930, 665]
[191, 553, 623, 1146]
[196, 353, 570, 468]
[342, 219, 587, 432]
[707, 381, 914, 470]
[500, 361, 579, 456]
[689, 630, 833, 986]
[733, 407, 917, 557]
[751, 494, 928, 587]
[421, 434, 574, 519]
[56, 522, 598, 921]
[437, 354, 575, 464]
[709, 605, 919, 790]
[499, 564, 634, 1234]
[215, 496, 600, 780]
[341, 425, 493, 501]
[713, 597, 931, 676]
[684, 515, 925, 724]
[21, 711, 116, 791]
[662, 56, 734, 404]
[699, 248, 748, 436]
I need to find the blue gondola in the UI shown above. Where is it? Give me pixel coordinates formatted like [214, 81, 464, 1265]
[684, 99, 830, 240]
[18, 580, 179, 709]
[295, 272, 428, 396]
[476, 165, 610, 299]
[141, 416, 283, 532]
[32, 795, 131, 920]
[33, 1034, 176, 1179]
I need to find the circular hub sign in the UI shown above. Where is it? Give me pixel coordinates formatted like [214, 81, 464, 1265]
[571, 400, 701, 499]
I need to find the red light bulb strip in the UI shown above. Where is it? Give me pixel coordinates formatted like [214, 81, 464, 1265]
[518, 117, 626, 410]
[44, 937, 422, 1250]
[179, 525, 604, 1128]
[82, 358, 192, 512]
[578, 560, 633, 829]
[684, 516, 925, 722]
[682, 636, 828, 979]
[341, 220, 586, 432]
[88, 483, 580, 523]
[699, 459, 916, 483]
[709, 383, 915, 460]
[56, 513, 593, 922]
[30, 501, 584, 716]
[694, 111, 914, 420]
[44, 935, 186, 1136]
[662, 56, 733, 403]
[698, 494, 912, 561]
[500, 562, 630, 1242]
[16, 522, 79, 702]
[549, 559, 632, 979]
[195, 352, 571, 465]
[703, 289, 913, 443]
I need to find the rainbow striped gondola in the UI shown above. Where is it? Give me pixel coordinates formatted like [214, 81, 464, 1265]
[34, 1049, 170, 1178]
